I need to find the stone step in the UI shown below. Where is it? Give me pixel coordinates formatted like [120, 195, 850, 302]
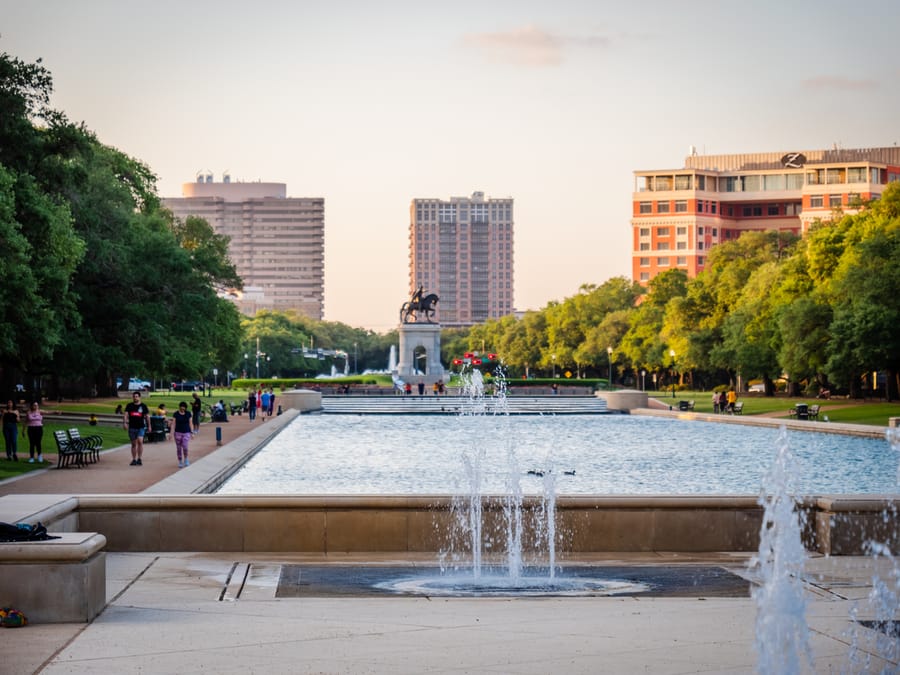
[320, 395, 609, 415]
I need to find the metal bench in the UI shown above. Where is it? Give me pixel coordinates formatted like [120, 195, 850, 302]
[67, 428, 102, 463]
[53, 430, 85, 468]
[732, 402, 744, 415]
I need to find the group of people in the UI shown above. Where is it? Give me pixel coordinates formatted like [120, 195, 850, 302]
[2, 399, 45, 463]
[122, 392, 194, 468]
[711, 388, 738, 414]
[247, 387, 276, 421]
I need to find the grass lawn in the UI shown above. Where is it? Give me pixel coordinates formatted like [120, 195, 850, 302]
[663, 392, 900, 427]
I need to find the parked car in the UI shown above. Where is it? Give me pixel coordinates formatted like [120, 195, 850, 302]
[171, 380, 203, 392]
[125, 377, 151, 391]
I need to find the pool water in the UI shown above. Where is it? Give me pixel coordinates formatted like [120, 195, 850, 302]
[217, 414, 897, 495]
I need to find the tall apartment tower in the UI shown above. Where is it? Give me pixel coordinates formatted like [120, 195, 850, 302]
[409, 191, 514, 328]
[631, 146, 900, 285]
[163, 174, 325, 319]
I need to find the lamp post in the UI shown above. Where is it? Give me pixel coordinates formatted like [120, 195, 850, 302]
[551, 354, 556, 379]
[641, 369, 646, 391]
[606, 346, 613, 390]
[669, 349, 676, 398]
[353, 342, 358, 375]
[243, 353, 248, 379]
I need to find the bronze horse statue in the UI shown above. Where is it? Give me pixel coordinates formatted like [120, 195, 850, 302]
[400, 293, 439, 323]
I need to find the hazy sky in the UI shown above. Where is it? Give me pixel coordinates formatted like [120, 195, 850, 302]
[3, 0, 899, 331]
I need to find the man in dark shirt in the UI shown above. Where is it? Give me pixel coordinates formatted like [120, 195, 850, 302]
[123, 391, 150, 466]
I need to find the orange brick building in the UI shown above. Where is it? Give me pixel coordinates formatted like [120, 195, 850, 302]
[631, 147, 900, 284]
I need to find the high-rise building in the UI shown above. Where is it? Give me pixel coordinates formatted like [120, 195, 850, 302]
[163, 174, 324, 319]
[410, 191, 514, 327]
[631, 147, 900, 285]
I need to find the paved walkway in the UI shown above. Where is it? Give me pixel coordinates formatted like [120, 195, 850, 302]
[2, 406, 898, 673]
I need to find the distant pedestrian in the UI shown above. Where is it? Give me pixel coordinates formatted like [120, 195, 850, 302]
[417, 381, 425, 396]
[260, 390, 270, 418]
[726, 388, 737, 413]
[3, 400, 20, 461]
[123, 391, 150, 466]
[171, 401, 192, 468]
[712, 391, 720, 414]
[404, 382, 412, 395]
[267, 388, 275, 416]
[191, 392, 202, 433]
[24, 401, 44, 463]
[248, 390, 257, 421]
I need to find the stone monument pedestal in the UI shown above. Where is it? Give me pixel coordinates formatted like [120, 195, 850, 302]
[396, 322, 445, 386]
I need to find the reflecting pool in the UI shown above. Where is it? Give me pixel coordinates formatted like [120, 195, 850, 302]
[217, 414, 896, 495]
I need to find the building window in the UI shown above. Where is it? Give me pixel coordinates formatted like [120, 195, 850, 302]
[656, 242, 670, 251]
[656, 227, 669, 236]
[698, 256, 704, 265]
[697, 201, 704, 213]
[712, 228, 718, 237]
[698, 242, 704, 250]
[829, 194, 842, 207]
[848, 167, 867, 183]
[658, 257, 670, 266]
[711, 202, 717, 214]
[675, 200, 687, 212]
[674, 174, 692, 190]
[697, 175, 706, 190]
[676, 256, 687, 265]
[657, 201, 670, 213]
[810, 195, 824, 208]
[640, 257, 650, 266]
[640, 243, 650, 251]
[676, 226, 687, 235]
[640, 272, 650, 281]
[768, 204, 779, 216]
[639, 202, 652, 214]
[676, 241, 687, 250]
[639, 227, 650, 236]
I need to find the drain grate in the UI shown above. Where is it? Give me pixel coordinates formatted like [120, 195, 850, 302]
[276, 565, 751, 599]
[857, 620, 900, 638]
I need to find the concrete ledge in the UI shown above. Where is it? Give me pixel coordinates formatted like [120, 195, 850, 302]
[279, 388, 322, 412]
[0, 532, 106, 623]
[601, 390, 648, 411]
[814, 495, 900, 555]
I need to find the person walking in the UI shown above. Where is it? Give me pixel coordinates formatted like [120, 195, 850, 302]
[24, 401, 44, 463]
[123, 391, 150, 466]
[190, 392, 202, 433]
[267, 388, 275, 417]
[248, 389, 257, 422]
[260, 390, 270, 420]
[726, 388, 737, 414]
[2, 400, 19, 461]
[171, 401, 193, 468]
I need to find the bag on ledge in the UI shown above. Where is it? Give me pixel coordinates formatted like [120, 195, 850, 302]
[0, 521, 60, 542]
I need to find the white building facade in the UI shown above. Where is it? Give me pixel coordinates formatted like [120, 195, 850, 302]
[163, 175, 324, 319]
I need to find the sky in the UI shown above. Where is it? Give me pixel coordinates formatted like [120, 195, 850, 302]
[3, 0, 899, 332]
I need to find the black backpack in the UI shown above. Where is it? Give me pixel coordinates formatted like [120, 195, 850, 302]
[0, 522, 60, 542]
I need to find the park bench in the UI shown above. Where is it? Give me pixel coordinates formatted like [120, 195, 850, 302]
[53, 430, 84, 468]
[732, 402, 744, 415]
[67, 428, 102, 463]
[808, 404, 820, 420]
[146, 416, 169, 443]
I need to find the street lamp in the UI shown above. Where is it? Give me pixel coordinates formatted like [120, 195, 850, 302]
[641, 369, 646, 391]
[551, 354, 557, 379]
[669, 349, 676, 398]
[353, 342, 358, 375]
[606, 346, 613, 390]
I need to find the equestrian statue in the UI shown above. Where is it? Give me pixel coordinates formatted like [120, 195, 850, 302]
[400, 285, 439, 324]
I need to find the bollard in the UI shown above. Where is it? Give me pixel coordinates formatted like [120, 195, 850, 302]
[215, 426, 222, 446]
[277, 405, 283, 416]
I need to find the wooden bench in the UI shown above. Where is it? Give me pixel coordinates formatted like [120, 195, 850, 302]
[67, 428, 102, 463]
[53, 430, 84, 468]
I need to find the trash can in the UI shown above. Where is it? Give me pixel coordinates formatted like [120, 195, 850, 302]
[795, 403, 809, 420]
[678, 400, 690, 411]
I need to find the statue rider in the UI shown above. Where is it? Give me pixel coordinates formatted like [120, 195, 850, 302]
[411, 285, 424, 309]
